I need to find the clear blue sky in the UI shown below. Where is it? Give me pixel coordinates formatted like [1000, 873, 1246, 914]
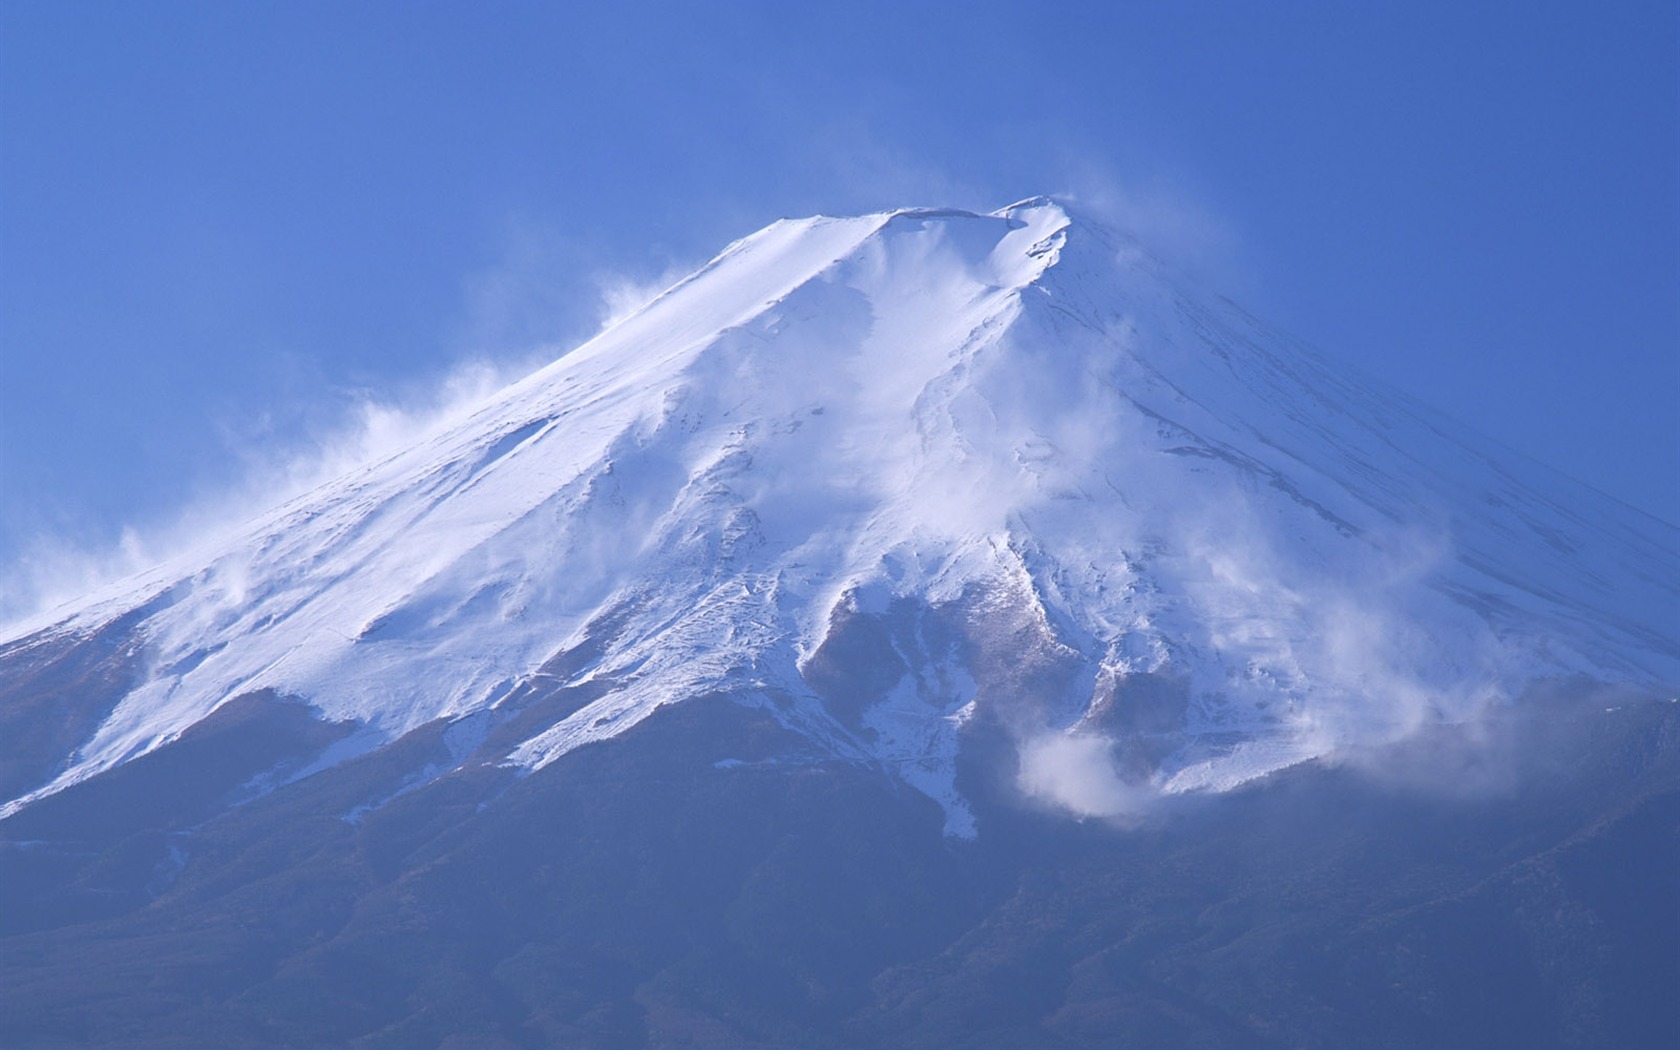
[2, 0, 1676, 607]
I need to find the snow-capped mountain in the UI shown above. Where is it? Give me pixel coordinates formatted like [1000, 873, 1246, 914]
[3, 197, 1675, 836]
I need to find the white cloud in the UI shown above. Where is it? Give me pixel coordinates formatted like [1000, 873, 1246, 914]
[2, 205, 709, 631]
[799, 124, 994, 215]
[452, 216, 600, 361]
[1046, 165, 1256, 300]
[595, 262, 693, 331]
[0, 356, 521, 632]
[1017, 731, 1150, 820]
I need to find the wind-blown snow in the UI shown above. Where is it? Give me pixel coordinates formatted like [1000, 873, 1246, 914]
[5, 198, 1676, 830]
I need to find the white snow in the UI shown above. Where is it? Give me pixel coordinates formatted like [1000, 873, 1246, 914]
[4, 198, 1676, 831]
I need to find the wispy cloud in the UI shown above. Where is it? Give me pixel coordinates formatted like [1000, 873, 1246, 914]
[797, 123, 995, 215]
[1000, 471, 1518, 819]
[0, 356, 520, 631]
[594, 261, 695, 332]
[1, 207, 715, 631]
[452, 215, 604, 362]
[1044, 161, 1257, 299]
[1017, 731, 1154, 821]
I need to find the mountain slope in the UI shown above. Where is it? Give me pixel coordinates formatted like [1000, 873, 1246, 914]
[3, 680, 1674, 1049]
[4, 197, 1677, 1049]
[2, 198, 1675, 837]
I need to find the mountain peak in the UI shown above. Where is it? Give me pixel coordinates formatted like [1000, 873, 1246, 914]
[2, 201, 1674, 832]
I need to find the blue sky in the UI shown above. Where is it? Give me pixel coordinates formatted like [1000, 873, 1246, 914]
[2, 0, 1675, 612]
